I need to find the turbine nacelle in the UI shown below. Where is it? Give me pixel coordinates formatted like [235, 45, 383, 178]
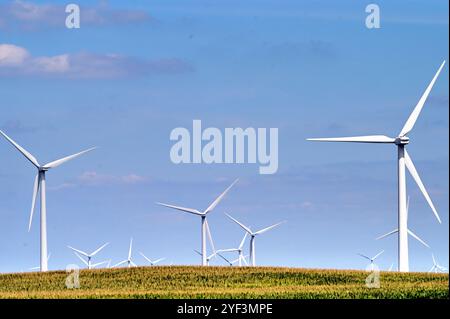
[394, 136, 410, 145]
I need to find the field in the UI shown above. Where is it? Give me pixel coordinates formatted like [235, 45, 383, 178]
[0, 266, 448, 299]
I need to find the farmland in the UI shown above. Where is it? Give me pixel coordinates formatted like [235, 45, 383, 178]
[0, 266, 447, 299]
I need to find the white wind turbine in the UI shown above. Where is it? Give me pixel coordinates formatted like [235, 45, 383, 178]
[139, 252, 165, 266]
[193, 219, 217, 265]
[307, 61, 446, 272]
[358, 250, 384, 271]
[429, 254, 447, 273]
[376, 197, 430, 252]
[0, 130, 96, 272]
[217, 233, 248, 266]
[157, 179, 238, 266]
[225, 213, 285, 266]
[113, 238, 136, 268]
[67, 242, 109, 270]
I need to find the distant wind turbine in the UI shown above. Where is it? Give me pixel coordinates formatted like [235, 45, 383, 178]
[358, 250, 384, 270]
[0, 130, 96, 272]
[67, 242, 109, 270]
[376, 197, 430, 256]
[307, 61, 446, 272]
[217, 252, 249, 267]
[157, 179, 238, 266]
[113, 238, 136, 268]
[217, 233, 248, 266]
[139, 252, 165, 266]
[429, 254, 447, 273]
[225, 213, 285, 266]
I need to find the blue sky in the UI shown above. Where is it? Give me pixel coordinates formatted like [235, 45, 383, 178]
[0, 0, 448, 273]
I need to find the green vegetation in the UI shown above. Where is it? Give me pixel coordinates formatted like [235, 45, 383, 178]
[0, 266, 447, 299]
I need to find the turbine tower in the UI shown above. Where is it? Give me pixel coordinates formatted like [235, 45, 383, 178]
[157, 179, 238, 266]
[307, 61, 446, 272]
[67, 242, 109, 269]
[225, 213, 284, 266]
[0, 130, 96, 272]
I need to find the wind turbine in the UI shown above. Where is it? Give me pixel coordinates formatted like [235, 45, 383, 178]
[429, 254, 447, 273]
[113, 238, 136, 268]
[225, 213, 285, 266]
[307, 61, 446, 272]
[217, 233, 248, 266]
[139, 252, 165, 266]
[388, 263, 394, 272]
[358, 250, 384, 271]
[376, 197, 430, 254]
[0, 130, 96, 272]
[157, 179, 238, 266]
[67, 242, 109, 270]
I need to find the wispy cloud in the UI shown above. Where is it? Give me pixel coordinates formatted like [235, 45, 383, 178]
[0, 0, 151, 31]
[0, 44, 193, 79]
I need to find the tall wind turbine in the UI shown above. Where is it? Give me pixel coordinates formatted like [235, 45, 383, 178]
[376, 197, 430, 251]
[225, 213, 285, 266]
[307, 61, 446, 272]
[113, 238, 136, 268]
[217, 233, 248, 266]
[67, 242, 109, 270]
[0, 130, 96, 272]
[157, 179, 238, 266]
[139, 252, 165, 266]
[358, 250, 384, 271]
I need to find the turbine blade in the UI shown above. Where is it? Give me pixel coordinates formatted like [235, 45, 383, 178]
[128, 238, 133, 260]
[376, 229, 398, 240]
[225, 213, 253, 235]
[91, 260, 108, 268]
[408, 229, 430, 248]
[0, 130, 40, 167]
[42, 147, 96, 169]
[432, 254, 436, 265]
[242, 255, 249, 266]
[73, 252, 88, 266]
[357, 253, 371, 261]
[217, 248, 239, 253]
[399, 61, 446, 137]
[203, 179, 238, 214]
[90, 242, 109, 257]
[139, 252, 153, 264]
[429, 265, 436, 272]
[194, 249, 202, 257]
[130, 260, 137, 267]
[372, 250, 384, 261]
[238, 232, 248, 250]
[29, 173, 40, 232]
[205, 219, 216, 253]
[217, 253, 232, 265]
[112, 260, 128, 268]
[67, 245, 89, 257]
[153, 258, 165, 265]
[307, 135, 395, 143]
[156, 202, 203, 216]
[404, 149, 441, 223]
[254, 221, 285, 235]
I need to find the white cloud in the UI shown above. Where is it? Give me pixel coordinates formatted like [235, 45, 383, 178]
[0, 44, 29, 66]
[0, 43, 193, 78]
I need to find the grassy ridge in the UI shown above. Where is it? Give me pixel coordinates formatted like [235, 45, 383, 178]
[0, 266, 448, 299]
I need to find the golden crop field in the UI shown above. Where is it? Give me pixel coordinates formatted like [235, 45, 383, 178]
[0, 266, 447, 299]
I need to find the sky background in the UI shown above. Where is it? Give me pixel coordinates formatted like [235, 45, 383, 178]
[0, 0, 448, 273]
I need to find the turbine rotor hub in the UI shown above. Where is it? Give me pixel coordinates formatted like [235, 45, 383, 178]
[395, 136, 410, 145]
